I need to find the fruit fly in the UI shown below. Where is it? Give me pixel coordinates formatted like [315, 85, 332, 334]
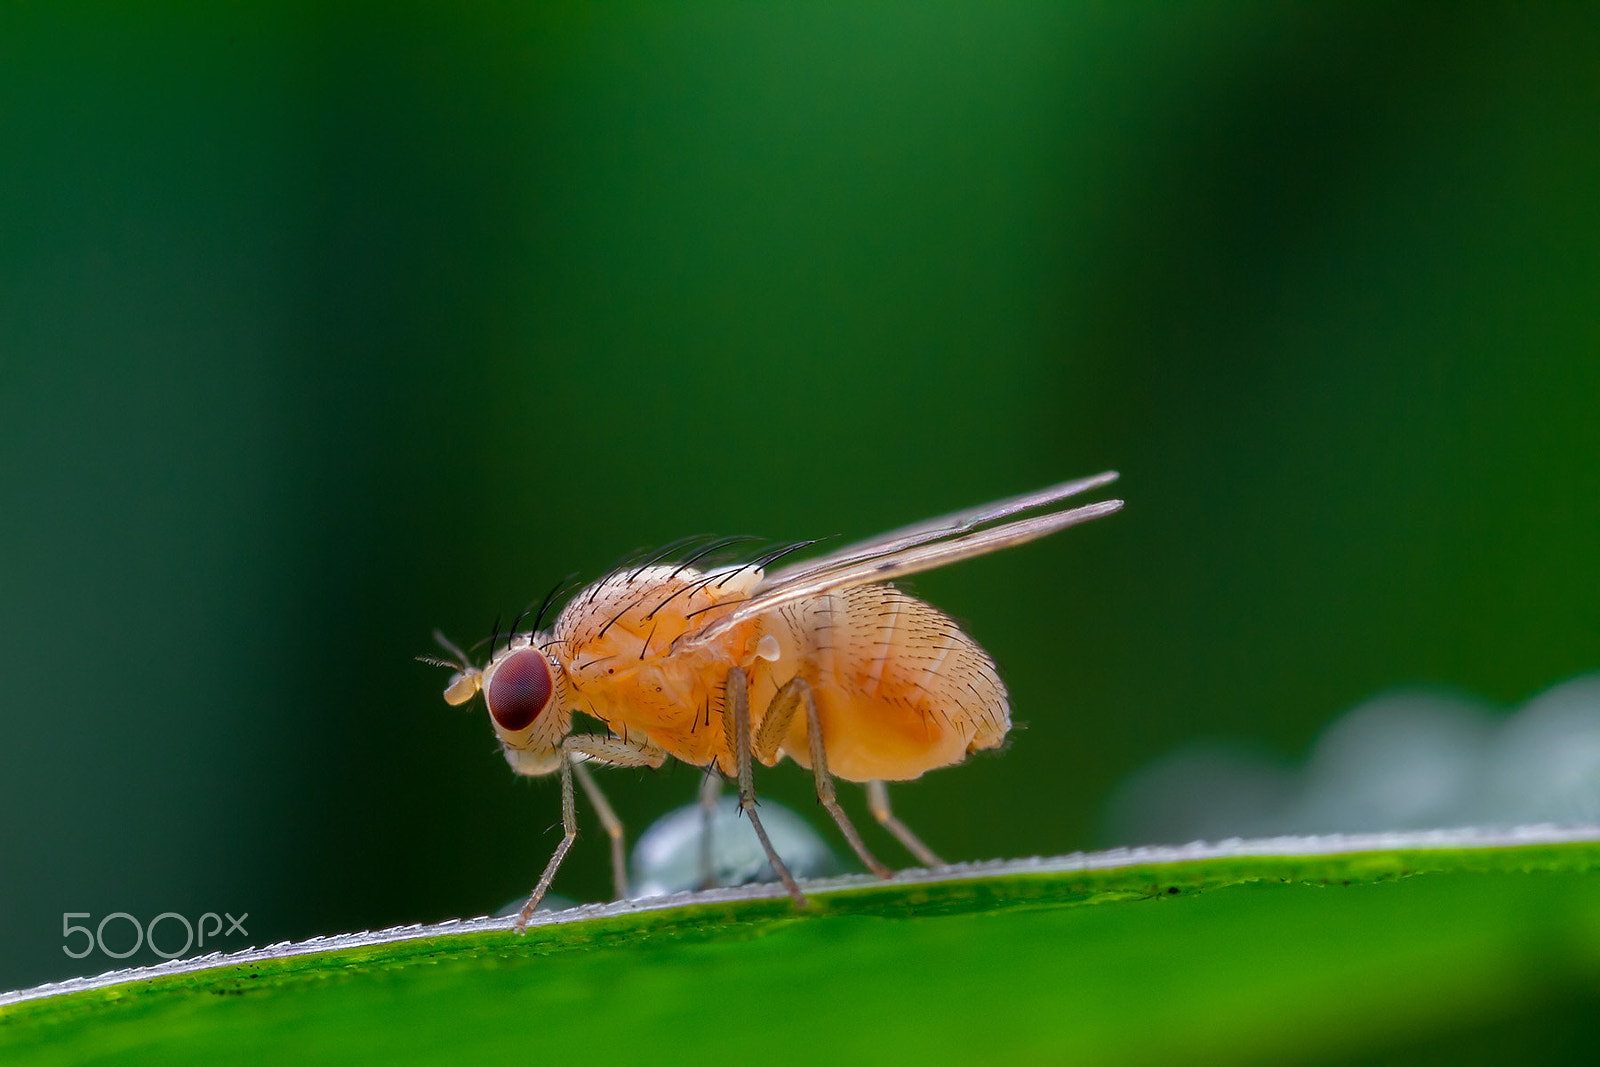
[429, 471, 1122, 930]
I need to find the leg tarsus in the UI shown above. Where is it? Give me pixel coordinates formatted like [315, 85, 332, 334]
[866, 779, 944, 868]
[741, 797, 804, 906]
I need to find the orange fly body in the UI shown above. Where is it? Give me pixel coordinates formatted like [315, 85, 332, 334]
[431, 471, 1123, 929]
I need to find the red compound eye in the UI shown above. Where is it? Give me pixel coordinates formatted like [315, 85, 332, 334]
[486, 649, 553, 732]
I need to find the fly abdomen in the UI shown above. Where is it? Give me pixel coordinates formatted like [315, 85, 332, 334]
[764, 584, 1010, 782]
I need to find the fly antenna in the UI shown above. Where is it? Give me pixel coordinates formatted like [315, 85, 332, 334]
[427, 629, 472, 670]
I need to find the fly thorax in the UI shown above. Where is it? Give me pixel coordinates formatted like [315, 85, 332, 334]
[554, 564, 764, 658]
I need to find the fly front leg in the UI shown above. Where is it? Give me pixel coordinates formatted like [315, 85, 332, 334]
[564, 732, 669, 770]
[514, 751, 578, 933]
[724, 667, 807, 907]
[567, 733, 667, 903]
[866, 779, 944, 868]
[758, 676, 893, 879]
[513, 734, 666, 932]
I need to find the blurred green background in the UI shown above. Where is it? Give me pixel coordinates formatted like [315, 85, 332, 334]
[2, 0, 1597, 1003]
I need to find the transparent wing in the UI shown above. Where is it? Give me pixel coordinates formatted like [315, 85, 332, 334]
[762, 469, 1120, 588]
[684, 471, 1122, 646]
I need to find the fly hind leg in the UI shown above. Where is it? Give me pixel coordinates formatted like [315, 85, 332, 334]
[866, 779, 944, 868]
[756, 676, 893, 880]
[697, 768, 721, 891]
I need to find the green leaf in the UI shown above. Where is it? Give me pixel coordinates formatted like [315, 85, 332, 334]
[5, 831, 1600, 1065]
